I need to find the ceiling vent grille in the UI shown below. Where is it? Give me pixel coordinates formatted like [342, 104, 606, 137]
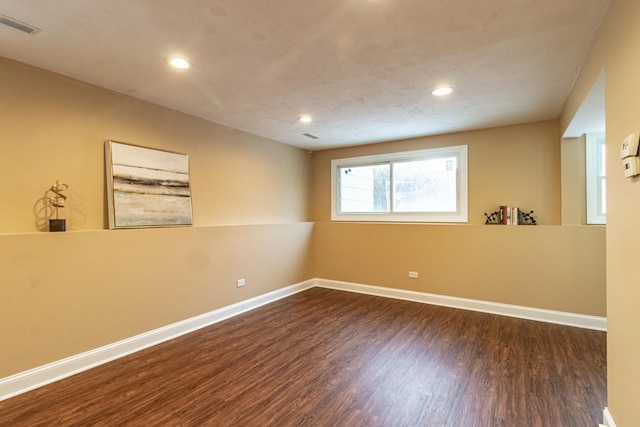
[0, 14, 41, 35]
[302, 133, 319, 140]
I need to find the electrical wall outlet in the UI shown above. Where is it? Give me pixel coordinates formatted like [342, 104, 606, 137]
[409, 271, 419, 279]
[236, 278, 245, 287]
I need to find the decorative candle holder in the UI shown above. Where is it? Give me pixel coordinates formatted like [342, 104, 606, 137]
[47, 181, 68, 232]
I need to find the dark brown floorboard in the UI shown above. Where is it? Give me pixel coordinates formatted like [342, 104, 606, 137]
[0, 288, 607, 426]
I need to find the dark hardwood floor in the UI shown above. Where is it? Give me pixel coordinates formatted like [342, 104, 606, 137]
[0, 287, 607, 426]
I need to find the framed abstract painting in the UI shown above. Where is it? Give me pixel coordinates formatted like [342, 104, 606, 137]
[105, 140, 193, 229]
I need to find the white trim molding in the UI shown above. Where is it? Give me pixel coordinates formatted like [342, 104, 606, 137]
[314, 279, 607, 331]
[0, 279, 315, 402]
[601, 408, 616, 427]
[0, 278, 606, 402]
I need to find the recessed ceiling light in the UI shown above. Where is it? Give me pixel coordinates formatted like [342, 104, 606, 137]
[169, 57, 190, 69]
[432, 87, 454, 96]
[298, 116, 312, 123]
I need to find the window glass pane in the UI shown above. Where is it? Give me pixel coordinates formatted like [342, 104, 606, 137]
[339, 164, 390, 213]
[393, 157, 457, 212]
[600, 178, 606, 214]
[586, 133, 606, 224]
[599, 143, 606, 176]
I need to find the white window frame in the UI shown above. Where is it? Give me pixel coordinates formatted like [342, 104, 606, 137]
[331, 145, 468, 223]
[586, 133, 606, 224]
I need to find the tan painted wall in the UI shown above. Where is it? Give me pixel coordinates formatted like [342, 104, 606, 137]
[0, 57, 315, 377]
[311, 120, 562, 225]
[561, 0, 640, 424]
[315, 223, 605, 316]
[0, 57, 311, 232]
[311, 121, 605, 318]
[0, 224, 314, 377]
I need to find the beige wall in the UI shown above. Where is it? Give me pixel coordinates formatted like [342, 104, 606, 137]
[0, 224, 314, 378]
[315, 222, 605, 316]
[0, 57, 315, 377]
[0, 58, 311, 232]
[311, 120, 605, 318]
[311, 120, 562, 225]
[561, 0, 640, 424]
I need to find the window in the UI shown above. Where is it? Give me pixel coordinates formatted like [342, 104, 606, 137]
[586, 133, 606, 224]
[331, 145, 468, 222]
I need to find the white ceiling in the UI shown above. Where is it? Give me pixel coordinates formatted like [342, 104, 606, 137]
[0, 1, 610, 151]
[563, 69, 605, 138]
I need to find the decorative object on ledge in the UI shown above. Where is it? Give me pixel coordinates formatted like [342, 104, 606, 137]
[484, 211, 501, 225]
[105, 140, 193, 229]
[47, 180, 68, 232]
[484, 206, 536, 225]
[518, 210, 537, 225]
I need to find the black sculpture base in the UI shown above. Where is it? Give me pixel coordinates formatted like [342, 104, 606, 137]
[49, 219, 66, 232]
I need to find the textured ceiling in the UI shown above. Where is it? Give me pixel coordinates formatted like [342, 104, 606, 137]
[0, 1, 610, 150]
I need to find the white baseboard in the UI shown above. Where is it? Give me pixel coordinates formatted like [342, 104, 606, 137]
[0, 279, 315, 402]
[602, 407, 616, 427]
[314, 279, 607, 331]
[0, 277, 606, 403]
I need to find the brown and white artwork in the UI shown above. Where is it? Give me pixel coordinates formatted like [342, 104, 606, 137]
[105, 140, 193, 229]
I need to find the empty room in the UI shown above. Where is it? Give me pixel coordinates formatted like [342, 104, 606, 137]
[1, 1, 639, 426]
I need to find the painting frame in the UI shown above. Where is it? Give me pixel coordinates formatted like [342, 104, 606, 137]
[105, 140, 194, 229]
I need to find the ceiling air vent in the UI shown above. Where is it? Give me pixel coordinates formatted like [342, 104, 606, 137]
[302, 133, 319, 140]
[0, 14, 41, 35]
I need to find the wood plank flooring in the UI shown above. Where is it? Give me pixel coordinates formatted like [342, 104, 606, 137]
[0, 287, 607, 426]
